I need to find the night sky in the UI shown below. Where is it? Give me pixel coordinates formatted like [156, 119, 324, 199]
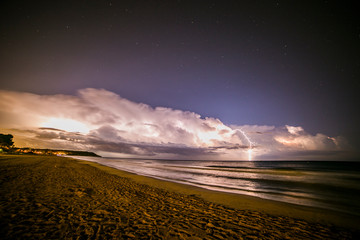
[1, 1, 359, 159]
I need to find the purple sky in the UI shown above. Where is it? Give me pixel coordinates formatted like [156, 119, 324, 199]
[1, 1, 359, 159]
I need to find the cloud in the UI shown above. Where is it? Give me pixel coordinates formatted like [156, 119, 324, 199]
[230, 124, 350, 159]
[0, 88, 351, 160]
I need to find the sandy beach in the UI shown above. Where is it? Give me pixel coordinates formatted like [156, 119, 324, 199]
[0, 155, 359, 239]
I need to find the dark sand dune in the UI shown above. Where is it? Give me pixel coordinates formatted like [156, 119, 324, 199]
[0, 155, 358, 239]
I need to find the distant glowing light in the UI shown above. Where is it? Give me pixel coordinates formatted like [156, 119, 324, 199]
[41, 118, 90, 133]
[197, 131, 219, 145]
[248, 148, 252, 161]
[197, 124, 231, 146]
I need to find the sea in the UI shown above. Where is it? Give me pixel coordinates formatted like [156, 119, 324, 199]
[71, 156, 360, 216]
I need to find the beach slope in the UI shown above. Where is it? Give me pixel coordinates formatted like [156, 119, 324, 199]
[0, 155, 358, 239]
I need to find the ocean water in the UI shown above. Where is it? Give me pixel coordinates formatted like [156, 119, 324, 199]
[72, 156, 360, 216]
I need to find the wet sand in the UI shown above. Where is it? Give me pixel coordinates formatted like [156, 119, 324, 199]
[0, 155, 359, 239]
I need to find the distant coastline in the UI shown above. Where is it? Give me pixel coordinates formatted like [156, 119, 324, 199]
[0, 147, 100, 157]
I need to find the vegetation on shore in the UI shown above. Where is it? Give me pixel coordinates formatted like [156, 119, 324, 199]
[0, 133, 99, 157]
[6, 147, 100, 157]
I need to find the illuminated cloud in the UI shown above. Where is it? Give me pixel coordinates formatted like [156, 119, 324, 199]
[0, 89, 351, 160]
[231, 124, 350, 160]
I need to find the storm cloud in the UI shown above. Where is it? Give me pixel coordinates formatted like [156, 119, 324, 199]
[0, 89, 350, 160]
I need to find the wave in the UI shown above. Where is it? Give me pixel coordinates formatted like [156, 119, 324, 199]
[69, 156, 360, 216]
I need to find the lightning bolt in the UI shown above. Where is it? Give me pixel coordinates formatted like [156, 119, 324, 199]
[238, 129, 254, 161]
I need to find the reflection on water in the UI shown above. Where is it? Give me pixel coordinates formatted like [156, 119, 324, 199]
[72, 156, 360, 216]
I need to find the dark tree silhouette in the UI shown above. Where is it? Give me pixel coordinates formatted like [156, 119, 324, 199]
[0, 134, 14, 148]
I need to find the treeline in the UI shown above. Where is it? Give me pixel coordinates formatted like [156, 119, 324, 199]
[10, 148, 100, 157]
[0, 134, 14, 149]
[0, 133, 100, 157]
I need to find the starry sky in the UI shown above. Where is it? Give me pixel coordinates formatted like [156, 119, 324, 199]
[1, 1, 359, 160]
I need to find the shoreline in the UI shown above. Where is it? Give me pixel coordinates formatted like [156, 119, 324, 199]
[1, 155, 359, 239]
[76, 157, 360, 230]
